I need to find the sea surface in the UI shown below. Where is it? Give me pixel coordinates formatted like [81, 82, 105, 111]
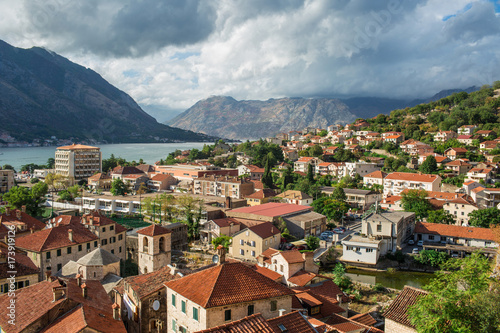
[0, 142, 208, 171]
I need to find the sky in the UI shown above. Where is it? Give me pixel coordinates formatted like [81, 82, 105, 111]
[1, 0, 500, 121]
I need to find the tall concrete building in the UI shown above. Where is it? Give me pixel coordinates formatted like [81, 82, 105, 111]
[0, 167, 14, 193]
[55, 144, 102, 185]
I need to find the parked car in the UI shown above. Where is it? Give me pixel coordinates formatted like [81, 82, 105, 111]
[408, 239, 415, 245]
[417, 240, 424, 247]
[333, 228, 344, 234]
[412, 248, 419, 254]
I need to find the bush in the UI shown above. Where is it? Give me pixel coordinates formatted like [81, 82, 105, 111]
[372, 283, 386, 292]
[415, 250, 449, 267]
[385, 250, 406, 263]
[30, 178, 40, 184]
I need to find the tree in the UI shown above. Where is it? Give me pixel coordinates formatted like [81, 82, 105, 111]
[331, 263, 352, 291]
[468, 207, 500, 228]
[419, 155, 437, 174]
[426, 209, 455, 224]
[307, 164, 315, 182]
[281, 167, 294, 191]
[178, 195, 203, 240]
[261, 158, 273, 189]
[305, 235, 320, 251]
[401, 189, 431, 220]
[212, 236, 232, 250]
[312, 197, 349, 222]
[2, 164, 15, 172]
[3, 183, 48, 216]
[331, 186, 347, 202]
[45, 158, 55, 169]
[409, 251, 500, 333]
[110, 178, 128, 196]
[414, 250, 449, 267]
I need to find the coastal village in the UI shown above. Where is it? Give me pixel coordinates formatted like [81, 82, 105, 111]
[1, 88, 500, 333]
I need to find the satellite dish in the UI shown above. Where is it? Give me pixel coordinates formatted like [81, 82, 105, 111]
[212, 254, 220, 264]
[152, 300, 160, 311]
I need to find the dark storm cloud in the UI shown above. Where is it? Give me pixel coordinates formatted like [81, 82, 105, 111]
[22, 0, 217, 57]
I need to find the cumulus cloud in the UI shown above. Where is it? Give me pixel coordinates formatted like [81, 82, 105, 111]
[1, 0, 500, 120]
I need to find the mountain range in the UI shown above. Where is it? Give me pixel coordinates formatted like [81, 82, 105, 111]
[0, 40, 214, 143]
[168, 86, 479, 140]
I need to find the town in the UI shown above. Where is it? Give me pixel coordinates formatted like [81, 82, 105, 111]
[1, 87, 500, 332]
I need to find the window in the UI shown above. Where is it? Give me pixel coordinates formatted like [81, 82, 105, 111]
[376, 224, 382, 232]
[240, 239, 244, 245]
[280, 265, 284, 272]
[159, 237, 165, 252]
[172, 294, 176, 307]
[429, 235, 435, 240]
[311, 306, 320, 315]
[119, 246, 122, 253]
[251, 240, 256, 247]
[111, 249, 114, 254]
[1, 284, 8, 293]
[87, 243, 91, 250]
[179, 327, 187, 333]
[224, 309, 231, 321]
[46, 252, 51, 260]
[57, 263, 62, 271]
[94, 241, 98, 247]
[110, 225, 114, 231]
[172, 319, 176, 332]
[102, 227, 106, 232]
[78, 244, 82, 251]
[118, 234, 123, 241]
[101, 239, 107, 246]
[366, 248, 374, 253]
[181, 300, 186, 313]
[251, 251, 255, 257]
[248, 305, 255, 316]
[67, 247, 72, 254]
[240, 249, 244, 255]
[270, 300, 277, 311]
[57, 249, 61, 257]
[193, 307, 199, 321]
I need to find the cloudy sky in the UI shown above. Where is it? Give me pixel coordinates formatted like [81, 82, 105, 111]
[1, 0, 500, 121]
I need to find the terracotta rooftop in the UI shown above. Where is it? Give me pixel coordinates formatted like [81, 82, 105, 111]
[414, 222, 496, 241]
[276, 190, 312, 200]
[383, 285, 428, 329]
[150, 173, 174, 181]
[119, 265, 183, 299]
[195, 313, 275, 333]
[246, 222, 281, 239]
[55, 212, 128, 234]
[0, 209, 46, 231]
[112, 166, 145, 175]
[15, 224, 98, 252]
[252, 265, 283, 281]
[350, 312, 377, 326]
[0, 243, 39, 279]
[324, 313, 383, 333]
[287, 270, 317, 287]
[137, 224, 171, 237]
[245, 188, 277, 200]
[363, 170, 387, 179]
[267, 311, 318, 333]
[165, 262, 294, 308]
[56, 144, 99, 150]
[277, 249, 305, 264]
[227, 202, 311, 217]
[385, 172, 439, 182]
[211, 217, 241, 228]
[446, 160, 471, 166]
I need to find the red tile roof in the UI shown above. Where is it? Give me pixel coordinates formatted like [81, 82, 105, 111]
[325, 313, 383, 333]
[15, 224, 98, 252]
[295, 291, 323, 307]
[446, 160, 471, 166]
[364, 171, 387, 179]
[385, 172, 439, 183]
[267, 311, 318, 333]
[383, 286, 428, 328]
[350, 312, 377, 326]
[228, 203, 311, 217]
[137, 224, 171, 236]
[121, 265, 182, 298]
[165, 262, 294, 308]
[211, 217, 241, 228]
[245, 188, 277, 200]
[0, 209, 46, 231]
[150, 173, 174, 181]
[57, 144, 99, 150]
[252, 265, 283, 281]
[287, 270, 317, 287]
[414, 222, 496, 241]
[54, 212, 128, 235]
[0, 243, 39, 279]
[195, 313, 275, 333]
[278, 249, 305, 264]
[247, 222, 281, 239]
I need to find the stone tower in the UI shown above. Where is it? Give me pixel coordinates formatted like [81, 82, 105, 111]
[137, 224, 172, 275]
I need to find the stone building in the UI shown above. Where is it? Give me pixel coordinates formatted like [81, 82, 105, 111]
[137, 224, 172, 275]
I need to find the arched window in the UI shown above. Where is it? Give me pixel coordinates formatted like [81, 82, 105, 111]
[159, 237, 165, 253]
[143, 237, 149, 253]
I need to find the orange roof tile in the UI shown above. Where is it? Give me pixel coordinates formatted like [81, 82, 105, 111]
[385, 172, 439, 182]
[383, 286, 428, 328]
[137, 224, 171, 237]
[245, 188, 277, 200]
[267, 311, 318, 333]
[350, 313, 377, 326]
[57, 144, 99, 150]
[253, 265, 283, 281]
[364, 171, 387, 179]
[287, 270, 317, 287]
[211, 217, 241, 228]
[278, 249, 305, 264]
[415, 222, 496, 241]
[165, 262, 294, 308]
[195, 313, 275, 333]
[0, 209, 46, 230]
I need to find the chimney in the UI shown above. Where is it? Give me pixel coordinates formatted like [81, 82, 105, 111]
[5, 207, 10, 216]
[336, 294, 343, 304]
[112, 303, 120, 320]
[167, 264, 177, 276]
[81, 283, 88, 298]
[76, 274, 82, 286]
[21, 205, 26, 213]
[52, 286, 65, 302]
[45, 268, 52, 281]
[30, 227, 34, 234]
[278, 309, 286, 317]
[16, 210, 21, 220]
[68, 229, 74, 242]
[217, 245, 226, 265]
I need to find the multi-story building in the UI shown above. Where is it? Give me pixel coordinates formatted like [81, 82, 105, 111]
[230, 222, 281, 261]
[137, 224, 172, 275]
[155, 164, 238, 181]
[82, 197, 142, 215]
[457, 125, 477, 135]
[0, 207, 46, 237]
[294, 157, 323, 173]
[434, 131, 457, 142]
[193, 175, 254, 199]
[0, 168, 14, 193]
[55, 144, 102, 185]
[383, 172, 441, 196]
[165, 257, 294, 333]
[444, 147, 468, 160]
[0, 242, 39, 295]
[444, 160, 472, 175]
[442, 197, 478, 225]
[200, 217, 241, 244]
[363, 170, 387, 187]
[339, 162, 380, 179]
[475, 187, 500, 209]
[466, 168, 493, 183]
[276, 190, 313, 206]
